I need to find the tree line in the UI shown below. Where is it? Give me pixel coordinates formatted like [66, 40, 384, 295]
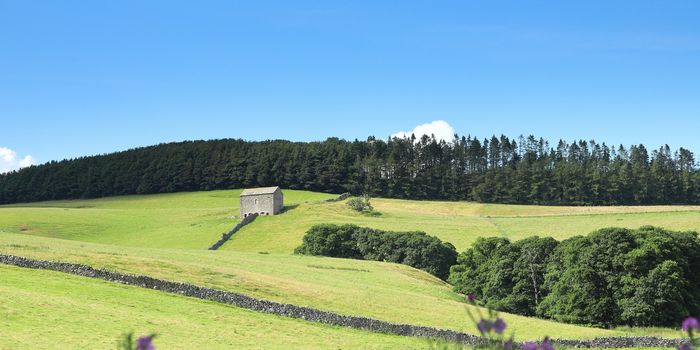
[1, 134, 699, 204]
[295, 224, 457, 280]
[449, 226, 700, 327]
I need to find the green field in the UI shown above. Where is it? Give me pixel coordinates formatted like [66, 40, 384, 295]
[0, 190, 335, 249]
[2, 189, 700, 254]
[0, 189, 694, 347]
[0, 233, 680, 342]
[0, 264, 432, 349]
[226, 198, 700, 253]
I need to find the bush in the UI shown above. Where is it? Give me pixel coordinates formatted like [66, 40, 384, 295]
[346, 195, 375, 213]
[449, 236, 558, 317]
[294, 224, 362, 259]
[295, 224, 457, 280]
[449, 226, 700, 327]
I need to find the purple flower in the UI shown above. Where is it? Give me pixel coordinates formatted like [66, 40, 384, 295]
[493, 317, 507, 334]
[477, 319, 491, 334]
[503, 338, 514, 350]
[678, 343, 694, 350]
[467, 293, 476, 303]
[136, 335, 155, 350]
[682, 317, 700, 332]
[522, 342, 538, 350]
[540, 337, 555, 350]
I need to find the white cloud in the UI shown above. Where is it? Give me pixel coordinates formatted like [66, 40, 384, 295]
[19, 155, 35, 168]
[0, 147, 36, 173]
[391, 120, 456, 143]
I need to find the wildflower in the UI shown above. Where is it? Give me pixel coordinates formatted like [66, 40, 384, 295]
[540, 337, 555, 350]
[467, 293, 476, 303]
[683, 317, 700, 332]
[521, 342, 538, 350]
[136, 335, 155, 350]
[477, 319, 491, 334]
[503, 338, 514, 350]
[493, 317, 507, 334]
[678, 343, 694, 350]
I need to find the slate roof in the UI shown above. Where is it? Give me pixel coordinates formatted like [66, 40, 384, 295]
[240, 186, 281, 196]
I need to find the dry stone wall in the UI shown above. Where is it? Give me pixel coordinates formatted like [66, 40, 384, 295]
[0, 253, 686, 348]
[325, 192, 351, 202]
[208, 213, 257, 250]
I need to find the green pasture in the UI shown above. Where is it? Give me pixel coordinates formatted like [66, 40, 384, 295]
[2, 189, 699, 253]
[0, 233, 681, 341]
[0, 190, 334, 249]
[0, 189, 695, 347]
[0, 264, 432, 349]
[227, 195, 700, 253]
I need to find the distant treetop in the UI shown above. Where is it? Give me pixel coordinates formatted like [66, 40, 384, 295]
[1, 135, 698, 205]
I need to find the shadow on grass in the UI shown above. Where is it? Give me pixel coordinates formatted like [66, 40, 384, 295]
[280, 204, 300, 214]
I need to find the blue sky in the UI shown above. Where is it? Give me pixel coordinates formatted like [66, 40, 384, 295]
[1, 1, 699, 170]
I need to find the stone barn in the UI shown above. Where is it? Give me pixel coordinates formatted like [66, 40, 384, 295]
[240, 186, 284, 218]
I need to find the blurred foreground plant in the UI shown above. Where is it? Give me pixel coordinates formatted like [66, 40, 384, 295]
[464, 293, 516, 350]
[464, 293, 554, 350]
[118, 332, 156, 350]
[679, 317, 699, 350]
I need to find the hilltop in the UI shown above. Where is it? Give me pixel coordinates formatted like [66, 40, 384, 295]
[2, 134, 699, 206]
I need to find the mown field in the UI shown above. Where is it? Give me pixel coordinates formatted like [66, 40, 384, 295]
[228, 198, 700, 253]
[0, 190, 335, 249]
[0, 189, 696, 347]
[2, 189, 700, 254]
[0, 264, 432, 349]
[0, 233, 680, 342]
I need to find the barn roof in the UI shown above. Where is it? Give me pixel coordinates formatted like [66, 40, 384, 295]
[240, 186, 280, 196]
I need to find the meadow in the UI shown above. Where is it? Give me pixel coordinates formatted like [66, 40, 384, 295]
[228, 196, 700, 253]
[1, 189, 697, 347]
[0, 232, 680, 341]
[0, 264, 432, 349]
[2, 189, 700, 254]
[0, 189, 334, 249]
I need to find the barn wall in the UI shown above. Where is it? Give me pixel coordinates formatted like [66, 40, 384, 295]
[273, 190, 284, 214]
[240, 194, 275, 216]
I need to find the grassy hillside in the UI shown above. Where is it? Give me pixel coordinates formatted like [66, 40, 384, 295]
[227, 196, 700, 253]
[0, 189, 694, 345]
[0, 233, 679, 341]
[0, 190, 335, 249]
[0, 264, 434, 349]
[3, 189, 699, 253]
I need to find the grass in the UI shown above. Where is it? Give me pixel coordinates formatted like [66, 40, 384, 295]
[0, 264, 434, 349]
[0, 189, 695, 346]
[227, 196, 700, 253]
[0, 189, 335, 249]
[2, 189, 699, 253]
[0, 233, 681, 341]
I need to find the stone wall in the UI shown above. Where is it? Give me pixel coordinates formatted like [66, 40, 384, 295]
[240, 194, 277, 217]
[325, 192, 351, 202]
[208, 213, 257, 250]
[273, 190, 284, 213]
[0, 253, 686, 348]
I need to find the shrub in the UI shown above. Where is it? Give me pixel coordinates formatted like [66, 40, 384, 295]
[294, 224, 362, 259]
[296, 224, 457, 280]
[449, 226, 700, 328]
[449, 236, 558, 317]
[346, 195, 375, 214]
